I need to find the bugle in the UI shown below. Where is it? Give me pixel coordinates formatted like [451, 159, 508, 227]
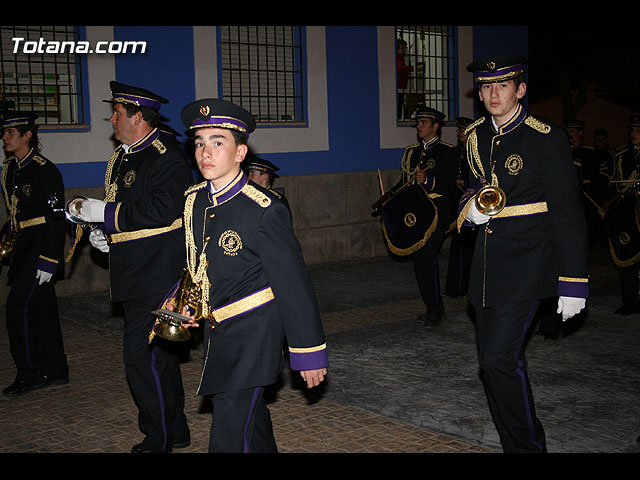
[150, 268, 205, 342]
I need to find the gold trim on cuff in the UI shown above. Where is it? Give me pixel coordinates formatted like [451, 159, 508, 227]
[109, 217, 182, 244]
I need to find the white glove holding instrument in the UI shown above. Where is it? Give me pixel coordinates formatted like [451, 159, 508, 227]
[77, 198, 106, 223]
[89, 228, 110, 253]
[36, 269, 53, 285]
[557, 296, 586, 321]
[465, 200, 491, 225]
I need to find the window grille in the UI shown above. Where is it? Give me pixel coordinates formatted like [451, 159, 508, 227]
[395, 26, 457, 123]
[219, 26, 305, 125]
[0, 26, 85, 126]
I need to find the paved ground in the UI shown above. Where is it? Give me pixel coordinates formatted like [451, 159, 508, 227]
[0, 243, 639, 455]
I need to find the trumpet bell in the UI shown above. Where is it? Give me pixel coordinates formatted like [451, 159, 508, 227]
[0, 240, 16, 257]
[0, 231, 18, 257]
[64, 195, 89, 225]
[150, 309, 192, 342]
[475, 185, 506, 216]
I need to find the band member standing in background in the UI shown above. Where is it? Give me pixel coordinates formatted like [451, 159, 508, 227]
[385, 106, 458, 328]
[0, 111, 68, 396]
[605, 114, 640, 316]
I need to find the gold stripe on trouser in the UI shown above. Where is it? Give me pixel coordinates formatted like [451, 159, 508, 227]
[19, 216, 46, 229]
[211, 287, 275, 325]
[109, 218, 182, 244]
[492, 202, 548, 219]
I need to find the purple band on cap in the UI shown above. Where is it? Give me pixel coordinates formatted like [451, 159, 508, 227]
[1, 117, 35, 129]
[474, 64, 524, 83]
[190, 116, 249, 135]
[112, 93, 162, 110]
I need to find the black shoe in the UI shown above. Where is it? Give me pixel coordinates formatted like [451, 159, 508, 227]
[131, 443, 172, 453]
[173, 439, 191, 449]
[424, 312, 445, 328]
[32, 376, 69, 390]
[2, 379, 36, 396]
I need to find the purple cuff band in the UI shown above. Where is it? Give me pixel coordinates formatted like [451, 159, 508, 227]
[37, 256, 58, 275]
[103, 202, 119, 235]
[557, 280, 589, 299]
[289, 348, 329, 371]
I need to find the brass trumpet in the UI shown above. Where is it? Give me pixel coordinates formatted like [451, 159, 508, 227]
[64, 195, 95, 228]
[475, 185, 506, 216]
[150, 269, 204, 342]
[0, 228, 18, 257]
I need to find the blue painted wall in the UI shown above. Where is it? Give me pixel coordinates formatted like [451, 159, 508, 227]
[51, 26, 528, 189]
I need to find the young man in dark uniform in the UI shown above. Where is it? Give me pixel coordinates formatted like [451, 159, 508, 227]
[175, 98, 328, 453]
[459, 55, 589, 453]
[1, 111, 69, 396]
[74, 82, 193, 453]
[389, 106, 458, 327]
[606, 114, 640, 315]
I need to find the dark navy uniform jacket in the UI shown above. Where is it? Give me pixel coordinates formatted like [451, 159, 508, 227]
[1, 149, 65, 278]
[182, 171, 328, 395]
[459, 105, 589, 308]
[101, 128, 194, 302]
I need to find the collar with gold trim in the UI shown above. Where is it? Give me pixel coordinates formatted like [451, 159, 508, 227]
[125, 128, 161, 154]
[422, 135, 441, 150]
[209, 170, 247, 207]
[491, 104, 527, 135]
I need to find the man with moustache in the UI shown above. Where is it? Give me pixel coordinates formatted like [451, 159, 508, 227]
[73, 81, 193, 453]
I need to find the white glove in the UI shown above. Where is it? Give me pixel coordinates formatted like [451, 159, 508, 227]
[78, 198, 106, 223]
[465, 200, 491, 225]
[89, 228, 110, 253]
[36, 269, 53, 285]
[557, 296, 586, 322]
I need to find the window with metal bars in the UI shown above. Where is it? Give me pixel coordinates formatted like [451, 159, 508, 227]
[396, 26, 457, 124]
[0, 26, 85, 126]
[219, 26, 306, 125]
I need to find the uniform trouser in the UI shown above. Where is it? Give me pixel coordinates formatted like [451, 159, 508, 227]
[6, 271, 68, 383]
[615, 263, 640, 308]
[474, 300, 547, 453]
[412, 225, 447, 314]
[122, 293, 190, 451]
[209, 386, 278, 453]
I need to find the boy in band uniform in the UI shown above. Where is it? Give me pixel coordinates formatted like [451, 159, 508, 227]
[175, 98, 328, 453]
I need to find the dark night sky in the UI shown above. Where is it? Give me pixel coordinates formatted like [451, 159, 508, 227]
[528, 26, 640, 111]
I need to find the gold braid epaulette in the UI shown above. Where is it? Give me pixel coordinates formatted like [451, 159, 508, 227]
[524, 116, 551, 134]
[241, 183, 272, 208]
[184, 181, 208, 197]
[34, 155, 46, 166]
[463, 117, 485, 136]
[152, 138, 166, 154]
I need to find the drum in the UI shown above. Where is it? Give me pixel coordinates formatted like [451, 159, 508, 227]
[605, 193, 640, 267]
[380, 182, 438, 256]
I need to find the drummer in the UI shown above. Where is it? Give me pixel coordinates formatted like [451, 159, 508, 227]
[388, 106, 458, 328]
[607, 113, 640, 315]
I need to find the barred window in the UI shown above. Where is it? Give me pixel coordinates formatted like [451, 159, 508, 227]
[219, 26, 306, 125]
[0, 26, 85, 127]
[396, 26, 457, 123]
